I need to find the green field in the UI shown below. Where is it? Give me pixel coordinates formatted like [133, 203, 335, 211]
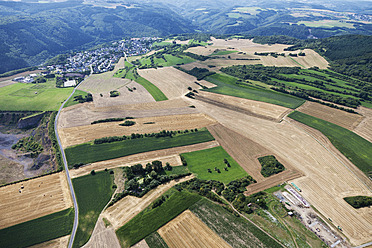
[189, 198, 282, 248]
[116, 190, 201, 247]
[65, 129, 215, 166]
[212, 50, 238, 56]
[135, 76, 168, 101]
[139, 54, 195, 67]
[297, 20, 355, 29]
[0, 208, 74, 248]
[64, 90, 90, 108]
[72, 171, 114, 248]
[145, 232, 169, 248]
[163, 165, 189, 176]
[205, 73, 305, 109]
[0, 80, 73, 111]
[182, 146, 248, 184]
[288, 111, 372, 176]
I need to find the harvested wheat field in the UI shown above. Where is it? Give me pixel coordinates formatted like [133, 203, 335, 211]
[297, 101, 364, 130]
[184, 97, 372, 245]
[138, 67, 215, 99]
[82, 217, 121, 248]
[91, 81, 155, 108]
[59, 113, 216, 147]
[197, 91, 290, 121]
[158, 210, 231, 248]
[131, 240, 149, 248]
[354, 106, 372, 143]
[102, 176, 194, 229]
[29, 235, 70, 248]
[58, 99, 199, 129]
[69, 141, 219, 178]
[0, 172, 72, 229]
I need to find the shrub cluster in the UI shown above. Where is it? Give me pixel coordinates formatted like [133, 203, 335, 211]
[258, 155, 285, 177]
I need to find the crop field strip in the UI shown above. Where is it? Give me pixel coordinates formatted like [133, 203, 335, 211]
[158, 210, 231, 248]
[59, 113, 216, 148]
[353, 106, 372, 143]
[28, 235, 70, 248]
[0, 172, 72, 229]
[65, 129, 215, 166]
[184, 94, 372, 245]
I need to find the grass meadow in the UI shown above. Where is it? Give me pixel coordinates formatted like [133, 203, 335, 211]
[72, 171, 114, 248]
[0, 208, 74, 248]
[63, 90, 90, 108]
[289, 111, 372, 176]
[65, 129, 215, 166]
[182, 146, 248, 184]
[144, 232, 169, 248]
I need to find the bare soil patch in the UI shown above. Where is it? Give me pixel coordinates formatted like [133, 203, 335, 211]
[59, 113, 216, 148]
[58, 99, 199, 129]
[297, 101, 364, 130]
[353, 106, 372, 143]
[138, 67, 215, 99]
[70, 141, 219, 178]
[102, 175, 194, 230]
[158, 210, 231, 248]
[0, 172, 72, 229]
[29, 235, 70, 248]
[82, 217, 121, 248]
[183, 97, 371, 245]
[131, 240, 150, 248]
[0, 154, 24, 185]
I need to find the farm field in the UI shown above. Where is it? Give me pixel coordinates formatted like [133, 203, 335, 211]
[59, 113, 216, 148]
[0, 208, 74, 248]
[184, 95, 372, 245]
[65, 129, 215, 166]
[58, 98, 199, 128]
[0, 80, 73, 111]
[136, 54, 195, 68]
[115, 190, 201, 247]
[204, 73, 305, 109]
[82, 217, 121, 248]
[288, 111, 372, 176]
[189, 199, 282, 248]
[181, 146, 248, 184]
[144, 232, 167, 248]
[63, 90, 91, 108]
[102, 175, 194, 230]
[72, 170, 115, 248]
[0, 172, 72, 229]
[69, 141, 218, 178]
[354, 106, 372, 143]
[138, 67, 215, 99]
[135, 76, 168, 101]
[297, 101, 364, 130]
[158, 210, 231, 248]
[29, 235, 70, 248]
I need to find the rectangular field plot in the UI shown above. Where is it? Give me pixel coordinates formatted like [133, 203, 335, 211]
[158, 210, 231, 248]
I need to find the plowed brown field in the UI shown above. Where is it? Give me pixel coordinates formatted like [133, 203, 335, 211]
[0, 172, 72, 229]
[102, 175, 194, 229]
[69, 141, 219, 178]
[183, 97, 372, 245]
[297, 101, 364, 130]
[354, 106, 372, 143]
[158, 210, 231, 248]
[59, 113, 216, 148]
[138, 67, 215, 99]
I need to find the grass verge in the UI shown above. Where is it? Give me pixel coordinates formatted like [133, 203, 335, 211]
[182, 146, 248, 184]
[288, 111, 372, 176]
[116, 190, 201, 247]
[65, 129, 215, 166]
[72, 171, 114, 248]
[0, 208, 74, 248]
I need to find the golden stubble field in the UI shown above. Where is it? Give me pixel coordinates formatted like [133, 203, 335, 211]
[0, 172, 72, 229]
[59, 113, 216, 148]
[353, 106, 372, 143]
[158, 210, 231, 248]
[185, 97, 372, 246]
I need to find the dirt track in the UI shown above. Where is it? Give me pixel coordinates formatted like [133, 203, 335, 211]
[69, 141, 219, 178]
[297, 101, 364, 130]
[184, 97, 372, 245]
[0, 172, 72, 229]
[158, 210, 231, 248]
[102, 175, 194, 230]
[59, 113, 216, 148]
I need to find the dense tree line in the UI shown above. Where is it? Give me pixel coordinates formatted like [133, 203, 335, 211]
[91, 117, 132, 125]
[176, 66, 215, 81]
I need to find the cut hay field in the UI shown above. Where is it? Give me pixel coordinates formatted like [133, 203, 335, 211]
[82, 217, 121, 248]
[135, 76, 168, 101]
[65, 129, 215, 166]
[297, 101, 364, 130]
[184, 95, 372, 245]
[0, 208, 74, 248]
[138, 67, 213, 99]
[116, 190, 201, 247]
[72, 170, 114, 248]
[59, 113, 216, 148]
[204, 73, 305, 109]
[0, 80, 73, 111]
[182, 146, 248, 184]
[102, 176, 194, 230]
[354, 106, 372, 143]
[158, 210, 231, 248]
[0, 172, 72, 229]
[29, 235, 70, 248]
